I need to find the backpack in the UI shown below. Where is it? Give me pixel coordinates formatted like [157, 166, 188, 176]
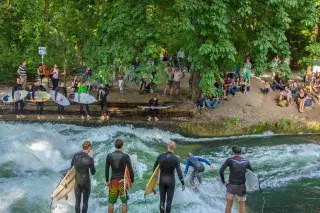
[279, 100, 287, 107]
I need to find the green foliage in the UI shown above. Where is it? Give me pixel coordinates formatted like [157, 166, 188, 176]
[276, 118, 295, 132]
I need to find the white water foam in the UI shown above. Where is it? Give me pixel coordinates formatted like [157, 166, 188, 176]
[0, 122, 319, 213]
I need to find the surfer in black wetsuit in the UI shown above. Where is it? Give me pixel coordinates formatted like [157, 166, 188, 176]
[153, 141, 185, 213]
[31, 81, 46, 120]
[148, 94, 159, 122]
[105, 139, 134, 213]
[55, 82, 67, 119]
[97, 83, 109, 120]
[219, 146, 253, 213]
[71, 141, 96, 213]
[12, 78, 25, 119]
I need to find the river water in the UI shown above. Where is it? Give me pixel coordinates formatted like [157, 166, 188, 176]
[0, 122, 319, 213]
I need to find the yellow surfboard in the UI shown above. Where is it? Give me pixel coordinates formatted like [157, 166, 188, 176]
[145, 164, 160, 196]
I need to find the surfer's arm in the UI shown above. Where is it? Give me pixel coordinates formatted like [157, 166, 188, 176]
[183, 159, 190, 175]
[219, 159, 229, 184]
[105, 155, 110, 182]
[176, 159, 185, 186]
[247, 161, 253, 172]
[126, 155, 134, 183]
[197, 157, 211, 166]
[89, 158, 96, 175]
[153, 155, 160, 172]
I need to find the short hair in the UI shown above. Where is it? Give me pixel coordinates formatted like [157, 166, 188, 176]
[82, 141, 92, 150]
[187, 152, 192, 157]
[115, 139, 124, 149]
[232, 146, 241, 154]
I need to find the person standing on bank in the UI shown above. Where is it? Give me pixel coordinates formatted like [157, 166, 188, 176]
[105, 139, 134, 213]
[51, 64, 63, 90]
[153, 141, 185, 213]
[97, 83, 109, 120]
[71, 141, 96, 213]
[219, 146, 253, 213]
[31, 81, 47, 120]
[55, 81, 67, 119]
[17, 60, 27, 89]
[78, 81, 91, 120]
[12, 78, 25, 119]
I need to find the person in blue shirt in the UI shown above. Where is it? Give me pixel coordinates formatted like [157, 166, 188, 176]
[184, 153, 214, 188]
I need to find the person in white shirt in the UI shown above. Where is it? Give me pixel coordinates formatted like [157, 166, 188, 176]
[177, 48, 184, 67]
[170, 66, 184, 96]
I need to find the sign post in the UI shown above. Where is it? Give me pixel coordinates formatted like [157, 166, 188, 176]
[38, 46, 47, 65]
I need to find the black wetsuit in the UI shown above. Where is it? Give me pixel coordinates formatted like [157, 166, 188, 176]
[31, 85, 46, 115]
[153, 152, 184, 213]
[97, 87, 108, 113]
[148, 98, 159, 117]
[105, 150, 134, 182]
[55, 86, 67, 116]
[219, 156, 252, 196]
[12, 83, 24, 114]
[71, 152, 96, 213]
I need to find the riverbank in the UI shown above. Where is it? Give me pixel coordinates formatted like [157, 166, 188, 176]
[1, 70, 320, 137]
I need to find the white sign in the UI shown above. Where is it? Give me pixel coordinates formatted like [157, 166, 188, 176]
[38, 46, 46, 55]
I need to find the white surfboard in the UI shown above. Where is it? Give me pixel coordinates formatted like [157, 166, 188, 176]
[245, 169, 260, 192]
[138, 106, 171, 110]
[2, 90, 28, 103]
[49, 90, 70, 106]
[71, 93, 97, 104]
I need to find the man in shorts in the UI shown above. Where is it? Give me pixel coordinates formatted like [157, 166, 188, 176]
[219, 146, 253, 213]
[170, 66, 184, 96]
[105, 139, 134, 213]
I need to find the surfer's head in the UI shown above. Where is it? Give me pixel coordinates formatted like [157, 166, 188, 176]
[167, 141, 176, 153]
[17, 78, 21, 84]
[35, 80, 41, 86]
[114, 139, 124, 150]
[60, 82, 65, 87]
[82, 140, 92, 153]
[187, 152, 193, 157]
[232, 146, 241, 155]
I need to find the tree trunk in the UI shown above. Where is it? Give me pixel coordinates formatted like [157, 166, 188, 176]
[189, 69, 201, 101]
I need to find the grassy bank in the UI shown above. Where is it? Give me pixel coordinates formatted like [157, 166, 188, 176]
[1, 115, 320, 138]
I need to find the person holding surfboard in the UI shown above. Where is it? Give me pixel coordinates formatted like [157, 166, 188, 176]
[12, 78, 25, 119]
[97, 83, 109, 120]
[105, 139, 134, 213]
[71, 141, 96, 213]
[31, 81, 47, 120]
[219, 146, 253, 213]
[78, 81, 91, 120]
[184, 153, 214, 189]
[55, 82, 67, 119]
[148, 94, 159, 122]
[153, 141, 185, 213]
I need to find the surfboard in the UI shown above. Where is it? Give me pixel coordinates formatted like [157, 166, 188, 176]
[49, 90, 70, 106]
[2, 90, 28, 103]
[145, 164, 160, 196]
[245, 169, 260, 192]
[123, 154, 138, 198]
[27, 91, 51, 102]
[70, 93, 97, 104]
[138, 106, 171, 110]
[51, 151, 94, 203]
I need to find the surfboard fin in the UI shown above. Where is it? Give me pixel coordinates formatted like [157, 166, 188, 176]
[65, 195, 68, 200]
[152, 189, 156, 195]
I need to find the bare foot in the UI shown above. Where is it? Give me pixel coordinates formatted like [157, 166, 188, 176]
[16, 115, 21, 119]
[155, 117, 159, 122]
[148, 117, 152, 122]
[106, 116, 110, 120]
[20, 115, 25, 118]
[100, 116, 105, 120]
[87, 116, 92, 120]
[57, 116, 61, 120]
[41, 116, 45, 119]
[37, 115, 41, 120]
[61, 116, 65, 119]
